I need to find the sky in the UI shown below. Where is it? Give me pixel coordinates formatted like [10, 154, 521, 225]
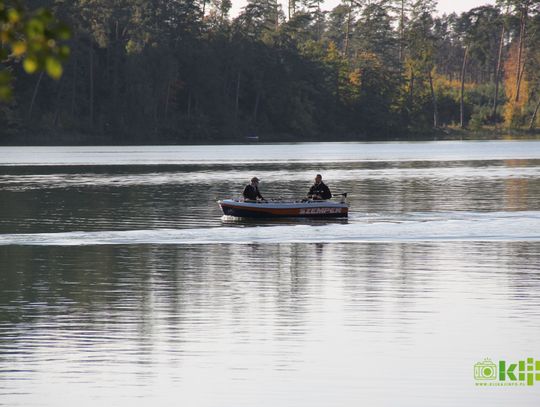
[230, 0, 497, 17]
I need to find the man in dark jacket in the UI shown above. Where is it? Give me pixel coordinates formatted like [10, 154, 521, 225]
[243, 177, 265, 201]
[308, 174, 332, 200]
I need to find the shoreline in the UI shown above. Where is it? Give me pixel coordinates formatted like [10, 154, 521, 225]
[1, 127, 539, 146]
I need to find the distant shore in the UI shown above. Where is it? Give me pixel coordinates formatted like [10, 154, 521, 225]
[414, 126, 540, 142]
[1, 127, 539, 146]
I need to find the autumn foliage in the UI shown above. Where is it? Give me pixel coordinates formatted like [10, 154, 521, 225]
[503, 43, 529, 127]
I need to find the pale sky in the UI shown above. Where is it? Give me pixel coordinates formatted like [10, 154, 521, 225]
[230, 0, 497, 17]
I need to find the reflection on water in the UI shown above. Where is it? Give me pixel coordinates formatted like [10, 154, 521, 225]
[0, 159, 539, 234]
[1, 243, 540, 406]
[0, 142, 540, 406]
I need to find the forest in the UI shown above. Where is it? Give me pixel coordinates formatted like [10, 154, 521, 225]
[1, 0, 540, 144]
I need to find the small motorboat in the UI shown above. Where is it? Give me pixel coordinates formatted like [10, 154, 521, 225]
[218, 199, 348, 218]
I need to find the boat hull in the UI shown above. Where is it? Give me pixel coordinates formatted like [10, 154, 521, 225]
[218, 199, 348, 218]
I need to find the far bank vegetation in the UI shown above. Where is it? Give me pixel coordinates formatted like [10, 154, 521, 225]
[1, 0, 540, 143]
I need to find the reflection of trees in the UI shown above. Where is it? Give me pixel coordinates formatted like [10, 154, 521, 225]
[0, 244, 320, 368]
[353, 159, 540, 213]
[0, 245, 160, 368]
[2, 158, 540, 236]
[2, 240, 540, 378]
[339, 243, 437, 333]
[503, 159, 532, 211]
[503, 242, 540, 305]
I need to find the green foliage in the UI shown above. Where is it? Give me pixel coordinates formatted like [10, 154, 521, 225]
[0, 0, 70, 100]
[0, 69, 11, 99]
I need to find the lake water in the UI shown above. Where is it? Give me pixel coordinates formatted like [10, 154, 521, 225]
[0, 141, 539, 406]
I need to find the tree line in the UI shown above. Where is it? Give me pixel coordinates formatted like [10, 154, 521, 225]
[1, 0, 540, 143]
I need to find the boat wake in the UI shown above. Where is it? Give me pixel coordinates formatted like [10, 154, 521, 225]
[0, 211, 539, 246]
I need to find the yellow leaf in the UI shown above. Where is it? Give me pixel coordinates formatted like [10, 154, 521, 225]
[23, 57, 38, 74]
[46, 57, 62, 80]
[12, 41, 27, 56]
[7, 8, 20, 23]
[349, 69, 361, 86]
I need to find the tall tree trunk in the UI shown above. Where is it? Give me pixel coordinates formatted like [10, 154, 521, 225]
[344, 1, 352, 55]
[89, 41, 94, 126]
[399, 0, 405, 62]
[517, 60, 526, 100]
[529, 98, 540, 130]
[409, 67, 414, 106]
[187, 90, 192, 119]
[460, 46, 469, 128]
[234, 71, 241, 123]
[428, 68, 438, 128]
[492, 23, 505, 121]
[153, 94, 159, 131]
[164, 79, 171, 120]
[288, 0, 295, 19]
[71, 34, 78, 117]
[53, 76, 65, 127]
[28, 71, 44, 121]
[222, 71, 229, 98]
[112, 20, 120, 129]
[253, 90, 260, 123]
[316, 0, 322, 41]
[515, 7, 527, 103]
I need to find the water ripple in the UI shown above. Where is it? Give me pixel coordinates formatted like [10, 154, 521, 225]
[0, 211, 538, 245]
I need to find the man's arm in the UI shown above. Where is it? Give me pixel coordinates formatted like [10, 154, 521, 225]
[322, 185, 332, 199]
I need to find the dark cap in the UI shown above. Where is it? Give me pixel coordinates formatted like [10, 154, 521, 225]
[251, 177, 260, 182]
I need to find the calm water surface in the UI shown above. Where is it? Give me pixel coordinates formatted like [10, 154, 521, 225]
[0, 141, 539, 406]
